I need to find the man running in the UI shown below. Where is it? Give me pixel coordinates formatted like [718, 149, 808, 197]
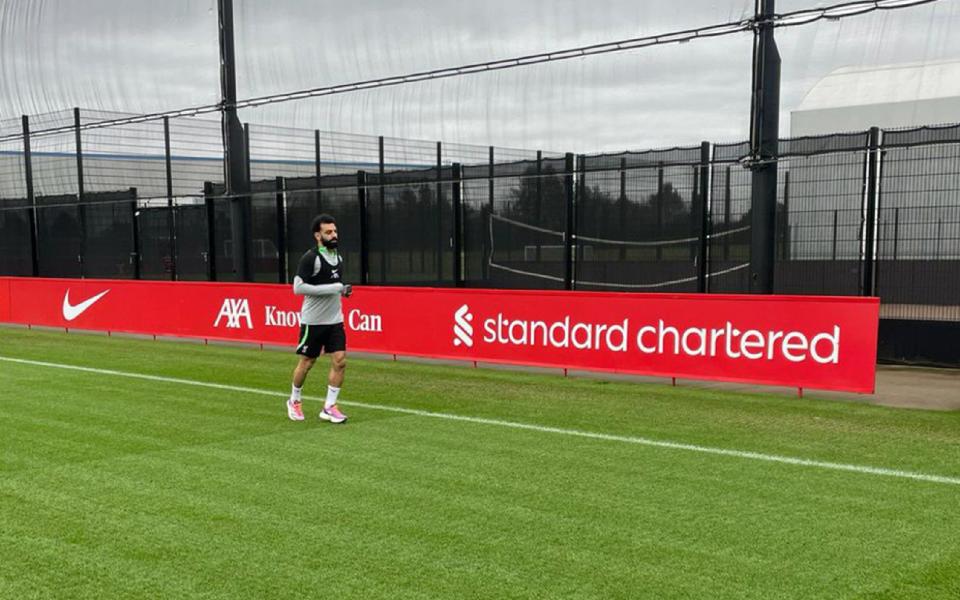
[286, 214, 351, 423]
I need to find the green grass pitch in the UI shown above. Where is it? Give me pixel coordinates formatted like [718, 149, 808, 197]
[1, 326, 958, 599]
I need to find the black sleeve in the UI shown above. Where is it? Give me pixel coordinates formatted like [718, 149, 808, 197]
[295, 251, 315, 282]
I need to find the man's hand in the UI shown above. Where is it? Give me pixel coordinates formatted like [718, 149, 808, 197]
[341, 283, 353, 298]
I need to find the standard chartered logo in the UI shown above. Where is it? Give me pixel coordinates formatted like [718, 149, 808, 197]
[451, 307, 842, 365]
[453, 304, 474, 347]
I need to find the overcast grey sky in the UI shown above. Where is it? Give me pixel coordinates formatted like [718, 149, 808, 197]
[2, 0, 959, 151]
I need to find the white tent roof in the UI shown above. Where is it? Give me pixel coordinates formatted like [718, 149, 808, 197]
[796, 59, 960, 111]
[790, 59, 960, 136]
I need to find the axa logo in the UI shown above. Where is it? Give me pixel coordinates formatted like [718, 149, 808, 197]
[214, 298, 253, 329]
[62, 289, 110, 321]
[453, 304, 474, 347]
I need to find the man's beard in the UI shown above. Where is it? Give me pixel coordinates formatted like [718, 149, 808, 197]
[321, 238, 338, 249]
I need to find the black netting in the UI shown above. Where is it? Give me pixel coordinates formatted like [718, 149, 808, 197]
[773, 153, 866, 296]
[713, 141, 751, 164]
[576, 156, 701, 292]
[779, 132, 869, 157]
[882, 123, 960, 148]
[472, 158, 569, 290]
[581, 146, 702, 172]
[373, 166, 440, 187]
[206, 182, 263, 283]
[0, 198, 33, 276]
[707, 164, 752, 292]
[249, 179, 282, 283]
[366, 166, 453, 286]
[206, 186, 240, 282]
[875, 144, 960, 317]
[284, 174, 362, 286]
[36, 194, 82, 278]
[712, 132, 870, 163]
[138, 205, 175, 280]
[174, 204, 209, 281]
[6, 109, 960, 342]
[82, 189, 138, 279]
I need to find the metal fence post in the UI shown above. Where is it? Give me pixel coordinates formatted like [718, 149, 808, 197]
[452, 163, 463, 287]
[436, 141, 443, 283]
[875, 148, 887, 296]
[576, 154, 586, 289]
[357, 170, 370, 285]
[831, 209, 838, 261]
[697, 141, 710, 293]
[536, 150, 543, 262]
[656, 163, 664, 261]
[219, 0, 251, 282]
[936, 219, 943, 258]
[691, 166, 700, 262]
[129, 187, 141, 279]
[892, 207, 899, 261]
[564, 153, 575, 290]
[723, 165, 732, 261]
[74, 107, 86, 277]
[22, 115, 39, 277]
[314, 129, 322, 209]
[276, 176, 287, 283]
[488, 146, 495, 217]
[236, 121, 253, 282]
[204, 181, 217, 281]
[163, 116, 177, 280]
[863, 126, 880, 296]
[619, 156, 627, 261]
[781, 170, 791, 261]
[747, 0, 781, 294]
[378, 135, 387, 283]
[485, 145, 494, 281]
[243, 122, 251, 183]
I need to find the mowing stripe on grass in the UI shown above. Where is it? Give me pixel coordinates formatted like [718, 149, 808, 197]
[2, 354, 958, 487]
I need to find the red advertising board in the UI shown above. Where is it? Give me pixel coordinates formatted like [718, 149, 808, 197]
[0, 277, 879, 393]
[0, 278, 9, 323]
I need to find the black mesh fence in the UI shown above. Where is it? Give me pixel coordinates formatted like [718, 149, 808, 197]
[773, 150, 867, 297]
[466, 156, 569, 290]
[173, 204, 210, 281]
[461, 163, 490, 287]
[367, 166, 453, 286]
[577, 148, 702, 292]
[248, 178, 283, 283]
[137, 205, 175, 280]
[0, 197, 32, 276]
[875, 141, 960, 321]
[707, 159, 751, 293]
[284, 174, 363, 286]
[82, 188, 139, 279]
[207, 185, 241, 283]
[35, 194, 82, 278]
[3, 109, 960, 355]
[282, 176, 323, 283]
[19, 112, 78, 199]
[0, 114, 31, 276]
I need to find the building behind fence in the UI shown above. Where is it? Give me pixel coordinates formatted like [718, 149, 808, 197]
[1, 109, 958, 366]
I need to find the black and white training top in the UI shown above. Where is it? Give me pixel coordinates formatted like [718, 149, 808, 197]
[292, 246, 344, 325]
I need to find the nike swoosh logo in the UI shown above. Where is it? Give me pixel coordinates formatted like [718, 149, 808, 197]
[62, 289, 110, 321]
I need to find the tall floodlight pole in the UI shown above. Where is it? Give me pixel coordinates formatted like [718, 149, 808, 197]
[748, 0, 780, 293]
[218, 0, 252, 280]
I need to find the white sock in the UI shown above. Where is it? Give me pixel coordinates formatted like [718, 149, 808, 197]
[291, 385, 302, 402]
[325, 385, 340, 409]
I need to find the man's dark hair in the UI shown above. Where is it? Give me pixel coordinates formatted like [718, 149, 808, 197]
[311, 214, 336, 233]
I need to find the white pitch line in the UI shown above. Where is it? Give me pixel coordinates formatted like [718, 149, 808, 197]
[1, 354, 958, 487]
